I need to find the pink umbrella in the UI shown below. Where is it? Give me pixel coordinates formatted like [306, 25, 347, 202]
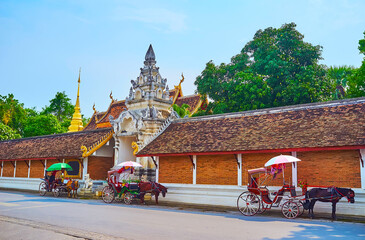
[115, 161, 143, 168]
[264, 155, 301, 167]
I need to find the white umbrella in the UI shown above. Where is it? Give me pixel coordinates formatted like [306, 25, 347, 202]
[114, 161, 143, 168]
[264, 155, 301, 167]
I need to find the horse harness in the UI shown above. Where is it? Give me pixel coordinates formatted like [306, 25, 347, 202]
[308, 187, 351, 202]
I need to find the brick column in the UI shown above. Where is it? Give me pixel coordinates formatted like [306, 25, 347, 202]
[237, 154, 242, 186]
[360, 149, 365, 189]
[193, 155, 197, 184]
[291, 151, 298, 187]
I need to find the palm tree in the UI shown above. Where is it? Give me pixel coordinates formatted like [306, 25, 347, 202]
[327, 66, 355, 100]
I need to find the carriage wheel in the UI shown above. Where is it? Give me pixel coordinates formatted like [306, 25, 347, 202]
[102, 186, 115, 203]
[39, 182, 47, 196]
[124, 192, 133, 205]
[297, 201, 305, 217]
[258, 201, 267, 214]
[53, 186, 61, 197]
[281, 201, 299, 219]
[237, 191, 260, 216]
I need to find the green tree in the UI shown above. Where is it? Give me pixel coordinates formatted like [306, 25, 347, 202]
[347, 31, 365, 98]
[195, 23, 332, 114]
[0, 122, 21, 140]
[327, 66, 355, 100]
[42, 92, 74, 122]
[172, 104, 191, 118]
[0, 94, 27, 134]
[244, 23, 331, 105]
[23, 114, 62, 137]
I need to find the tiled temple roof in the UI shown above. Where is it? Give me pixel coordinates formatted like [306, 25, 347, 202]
[137, 98, 365, 156]
[0, 128, 112, 160]
[83, 100, 127, 130]
[97, 100, 127, 124]
[175, 94, 205, 113]
[83, 112, 105, 131]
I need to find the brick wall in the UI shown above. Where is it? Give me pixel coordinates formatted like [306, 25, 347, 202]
[46, 159, 59, 169]
[197, 155, 237, 185]
[242, 152, 291, 186]
[30, 160, 46, 178]
[297, 150, 361, 188]
[15, 160, 29, 178]
[88, 156, 113, 180]
[2, 161, 14, 177]
[159, 156, 192, 184]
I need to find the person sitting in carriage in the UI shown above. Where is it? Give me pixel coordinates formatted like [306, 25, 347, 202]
[46, 170, 57, 191]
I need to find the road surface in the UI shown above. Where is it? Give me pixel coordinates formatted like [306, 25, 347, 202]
[0, 190, 364, 240]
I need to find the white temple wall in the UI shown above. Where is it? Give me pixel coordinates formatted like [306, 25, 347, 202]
[93, 138, 114, 158]
[116, 136, 136, 165]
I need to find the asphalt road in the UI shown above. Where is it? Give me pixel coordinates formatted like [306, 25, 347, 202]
[0, 190, 364, 240]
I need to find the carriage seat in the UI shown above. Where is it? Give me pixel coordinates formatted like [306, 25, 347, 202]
[110, 175, 124, 187]
[259, 187, 273, 204]
[128, 183, 139, 191]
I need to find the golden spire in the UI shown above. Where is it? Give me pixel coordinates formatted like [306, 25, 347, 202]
[68, 68, 84, 132]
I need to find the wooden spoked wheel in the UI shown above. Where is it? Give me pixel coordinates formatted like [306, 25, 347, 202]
[39, 182, 47, 196]
[53, 186, 61, 197]
[297, 201, 305, 217]
[124, 192, 133, 205]
[281, 201, 299, 219]
[237, 191, 261, 216]
[102, 186, 115, 203]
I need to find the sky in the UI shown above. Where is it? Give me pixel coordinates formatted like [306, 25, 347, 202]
[0, 0, 364, 118]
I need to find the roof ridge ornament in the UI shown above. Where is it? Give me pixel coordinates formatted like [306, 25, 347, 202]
[145, 44, 155, 61]
[110, 91, 115, 102]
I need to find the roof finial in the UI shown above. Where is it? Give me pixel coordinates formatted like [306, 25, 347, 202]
[145, 44, 156, 61]
[180, 73, 184, 85]
[92, 103, 96, 112]
[110, 91, 115, 102]
[78, 67, 81, 83]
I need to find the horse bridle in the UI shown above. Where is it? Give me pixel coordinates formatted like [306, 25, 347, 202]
[335, 188, 353, 202]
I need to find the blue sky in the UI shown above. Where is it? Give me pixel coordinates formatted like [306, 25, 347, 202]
[1, 0, 364, 118]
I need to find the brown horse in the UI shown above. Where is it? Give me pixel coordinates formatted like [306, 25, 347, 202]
[304, 187, 355, 220]
[138, 182, 167, 204]
[66, 180, 79, 198]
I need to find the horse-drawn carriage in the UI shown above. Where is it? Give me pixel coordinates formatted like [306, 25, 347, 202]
[39, 163, 79, 198]
[102, 161, 167, 205]
[237, 167, 304, 219]
[237, 155, 356, 220]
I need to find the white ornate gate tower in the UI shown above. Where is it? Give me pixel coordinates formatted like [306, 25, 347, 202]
[109, 45, 178, 178]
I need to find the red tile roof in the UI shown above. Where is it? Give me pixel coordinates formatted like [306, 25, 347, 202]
[0, 128, 113, 160]
[97, 100, 127, 124]
[137, 98, 365, 156]
[175, 94, 202, 112]
[83, 112, 105, 131]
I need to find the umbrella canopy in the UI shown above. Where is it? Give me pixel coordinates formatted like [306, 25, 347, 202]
[47, 163, 73, 172]
[114, 161, 143, 168]
[264, 155, 301, 167]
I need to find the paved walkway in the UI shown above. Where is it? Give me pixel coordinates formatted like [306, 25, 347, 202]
[0, 189, 364, 240]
